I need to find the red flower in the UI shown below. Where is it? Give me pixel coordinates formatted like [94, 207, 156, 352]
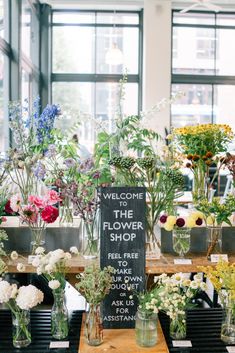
[196, 218, 203, 226]
[41, 206, 59, 223]
[160, 215, 168, 224]
[5, 200, 14, 214]
[176, 218, 185, 227]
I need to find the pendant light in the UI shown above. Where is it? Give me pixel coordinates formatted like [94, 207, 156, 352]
[105, 11, 124, 66]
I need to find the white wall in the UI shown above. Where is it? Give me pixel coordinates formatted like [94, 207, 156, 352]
[143, 0, 172, 139]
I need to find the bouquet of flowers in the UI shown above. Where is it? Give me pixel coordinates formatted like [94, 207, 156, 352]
[4, 97, 60, 203]
[0, 281, 43, 348]
[32, 247, 77, 339]
[171, 124, 234, 203]
[10, 190, 61, 254]
[0, 229, 8, 276]
[154, 272, 206, 339]
[159, 211, 204, 257]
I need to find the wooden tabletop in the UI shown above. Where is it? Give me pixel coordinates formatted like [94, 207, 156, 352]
[78, 314, 169, 353]
[6, 253, 235, 275]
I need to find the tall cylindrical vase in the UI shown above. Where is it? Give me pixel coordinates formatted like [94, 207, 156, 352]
[135, 308, 158, 347]
[51, 290, 69, 340]
[81, 209, 100, 259]
[206, 226, 222, 259]
[12, 309, 31, 348]
[59, 196, 73, 227]
[192, 163, 207, 204]
[172, 228, 191, 257]
[85, 303, 103, 346]
[30, 227, 46, 255]
[221, 291, 235, 344]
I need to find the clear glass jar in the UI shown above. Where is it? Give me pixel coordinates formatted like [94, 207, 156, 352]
[59, 196, 73, 227]
[221, 291, 235, 344]
[81, 209, 100, 259]
[172, 227, 191, 257]
[30, 227, 46, 255]
[85, 303, 103, 346]
[206, 226, 222, 259]
[170, 312, 187, 340]
[135, 308, 158, 347]
[12, 309, 31, 348]
[51, 289, 69, 339]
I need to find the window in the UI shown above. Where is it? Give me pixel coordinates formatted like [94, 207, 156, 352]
[51, 10, 142, 152]
[172, 11, 235, 132]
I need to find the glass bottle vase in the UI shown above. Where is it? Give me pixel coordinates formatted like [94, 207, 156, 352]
[135, 308, 158, 347]
[81, 209, 100, 259]
[85, 303, 103, 346]
[221, 291, 235, 344]
[12, 309, 31, 348]
[206, 226, 222, 259]
[59, 197, 73, 227]
[169, 312, 187, 340]
[51, 289, 69, 340]
[30, 227, 46, 255]
[172, 227, 191, 258]
[192, 163, 207, 204]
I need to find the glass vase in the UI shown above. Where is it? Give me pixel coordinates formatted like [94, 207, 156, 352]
[30, 227, 46, 255]
[192, 163, 207, 204]
[12, 309, 31, 348]
[51, 289, 69, 340]
[172, 228, 191, 258]
[170, 312, 187, 340]
[85, 303, 103, 346]
[221, 291, 235, 344]
[145, 223, 161, 260]
[59, 197, 73, 227]
[81, 210, 100, 259]
[135, 308, 158, 347]
[206, 226, 222, 259]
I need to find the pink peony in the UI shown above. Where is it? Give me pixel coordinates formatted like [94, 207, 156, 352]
[10, 194, 22, 213]
[41, 206, 59, 223]
[28, 195, 45, 209]
[45, 190, 62, 206]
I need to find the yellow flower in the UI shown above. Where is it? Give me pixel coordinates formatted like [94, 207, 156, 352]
[164, 223, 174, 231]
[186, 217, 196, 228]
[191, 211, 204, 220]
[206, 215, 215, 225]
[166, 216, 176, 226]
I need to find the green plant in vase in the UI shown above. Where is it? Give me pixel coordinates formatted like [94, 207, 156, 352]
[76, 265, 115, 346]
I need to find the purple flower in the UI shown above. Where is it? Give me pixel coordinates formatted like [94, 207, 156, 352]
[32, 161, 46, 180]
[92, 171, 101, 179]
[64, 158, 76, 168]
[45, 144, 57, 158]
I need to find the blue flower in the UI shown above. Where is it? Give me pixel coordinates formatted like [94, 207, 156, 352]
[32, 161, 46, 180]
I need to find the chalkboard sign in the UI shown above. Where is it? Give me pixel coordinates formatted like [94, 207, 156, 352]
[100, 187, 146, 329]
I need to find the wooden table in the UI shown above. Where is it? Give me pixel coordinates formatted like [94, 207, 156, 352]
[78, 314, 169, 353]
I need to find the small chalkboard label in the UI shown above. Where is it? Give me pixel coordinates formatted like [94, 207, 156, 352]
[100, 187, 146, 329]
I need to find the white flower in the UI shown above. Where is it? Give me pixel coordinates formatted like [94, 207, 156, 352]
[36, 266, 43, 275]
[190, 280, 199, 289]
[65, 252, 72, 260]
[0, 281, 13, 303]
[16, 285, 44, 310]
[10, 284, 18, 299]
[32, 257, 41, 268]
[45, 264, 54, 273]
[200, 282, 207, 291]
[17, 263, 26, 272]
[70, 246, 79, 255]
[10, 194, 22, 213]
[10, 251, 18, 261]
[48, 280, 61, 290]
[35, 247, 45, 255]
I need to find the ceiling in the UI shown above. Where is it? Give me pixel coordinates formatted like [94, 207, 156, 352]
[41, 0, 235, 11]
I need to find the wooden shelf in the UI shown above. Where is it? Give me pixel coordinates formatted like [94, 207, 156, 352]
[78, 314, 169, 353]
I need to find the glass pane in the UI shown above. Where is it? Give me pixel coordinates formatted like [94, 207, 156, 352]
[0, 53, 6, 151]
[53, 26, 95, 73]
[216, 29, 235, 75]
[21, 0, 31, 57]
[97, 27, 138, 74]
[217, 14, 235, 26]
[172, 27, 215, 74]
[21, 69, 30, 104]
[0, 0, 4, 38]
[173, 12, 215, 25]
[96, 12, 139, 25]
[53, 12, 95, 24]
[171, 84, 212, 127]
[214, 85, 235, 132]
[52, 82, 138, 152]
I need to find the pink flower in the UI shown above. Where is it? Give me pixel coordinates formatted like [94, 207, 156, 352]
[1, 216, 7, 223]
[41, 206, 59, 223]
[28, 195, 45, 209]
[5, 200, 14, 214]
[10, 194, 22, 213]
[45, 190, 62, 206]
[21, 205, 38, 223]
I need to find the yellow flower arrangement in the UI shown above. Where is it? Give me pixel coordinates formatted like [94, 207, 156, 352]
[199, 260, 235, 299]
